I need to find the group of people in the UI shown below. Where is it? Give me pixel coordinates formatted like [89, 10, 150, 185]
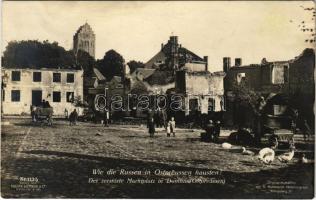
[41, 99, 51, 108]
[147, 109, 176, 137]
[204, 120, 221, 141]
[68, 109, 111, 127]
[30, 99, 52, 122]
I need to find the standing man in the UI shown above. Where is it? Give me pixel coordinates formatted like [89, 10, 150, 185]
[214, 120, 221, 141]
[69, 109, 78, 126]
[254, 96, 266, 144]
[30, 105, 36, 122]
[148, 117, 155, 137]
[103, 110, 109, 127]
[64, 108, 69, 120]
[41, 99, 46, 108]
[162, 109, 168, 130]
[168, 117, 176, 137]
[147, 109, 154, 128]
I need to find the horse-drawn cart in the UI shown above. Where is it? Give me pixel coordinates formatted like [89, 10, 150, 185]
[32, 107, 54, 126]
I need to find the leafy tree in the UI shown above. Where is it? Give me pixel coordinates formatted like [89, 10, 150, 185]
[75, 50, 96, 76]
[96, 49, 124, 80]
[231, 79, 261, 128]
[2, 40, 76, 68]
[130, 81, 148, 95]
[232, 79, 260, 109]
[289, 6, 315, 43]
[127, 60, 145, 74]
[72, 95, 89, 107]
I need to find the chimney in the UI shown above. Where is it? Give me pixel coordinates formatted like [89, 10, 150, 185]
[169, 36, 179, 55]
[223, 57, 231, 72]
[203, 56, 208, 71]
[161, 43, 164, 50]
[235, 58, 242, 67]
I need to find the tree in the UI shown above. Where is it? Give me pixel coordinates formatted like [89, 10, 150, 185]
[289, 6, 316, 43]
[96, 49, 125, 80]
[231, 79, 261, 128]
[232, 80, 260, 110]
[127, 60, 145, 74]
[2, 40, 76, 68]
[130, 81, 148, 95]
[75, 50, 96, 76]
[72, 95, 88, 107]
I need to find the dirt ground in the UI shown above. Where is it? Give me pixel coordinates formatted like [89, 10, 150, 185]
[1, 118, 314, 198]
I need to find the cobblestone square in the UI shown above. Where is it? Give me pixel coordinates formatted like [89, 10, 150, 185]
[1, 119, 314, 198]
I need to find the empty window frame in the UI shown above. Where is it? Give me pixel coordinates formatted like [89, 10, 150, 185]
[11, 90, 20, 102]
[53, 91, 61, 102]
[53, 73, 61, 82]
[67, 73, 75, 83]
[11, 71, 21, 81]
[33, 72, 42, 82]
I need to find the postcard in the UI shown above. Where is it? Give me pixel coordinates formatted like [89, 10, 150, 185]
[1, 1, 315, 198]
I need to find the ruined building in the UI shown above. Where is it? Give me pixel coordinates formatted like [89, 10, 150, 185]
[73, 23, 96, 58]
[130, 36, 210, 94]
[224, 57, 291, 95]
[145, 36, 208, 72]
[128, 36, 225, 121]
[223, 48, 315, 128]
[2, 66, 84, 116]
[175, 70, 225, 116]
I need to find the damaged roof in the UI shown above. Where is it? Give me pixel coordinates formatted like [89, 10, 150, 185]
[132, 68, 156, 79]
[93, 68, 106, 81]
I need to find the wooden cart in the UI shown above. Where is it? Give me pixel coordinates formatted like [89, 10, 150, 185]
[262, 114, 294, 146]
[33, 107, 54, 126]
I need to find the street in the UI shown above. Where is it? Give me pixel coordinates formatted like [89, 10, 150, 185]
[1, 118, 314, 198]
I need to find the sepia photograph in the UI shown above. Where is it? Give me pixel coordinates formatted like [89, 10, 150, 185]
[1, 1, 315, 198]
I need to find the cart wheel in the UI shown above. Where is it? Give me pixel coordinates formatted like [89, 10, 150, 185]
[269, 135, 278, 148]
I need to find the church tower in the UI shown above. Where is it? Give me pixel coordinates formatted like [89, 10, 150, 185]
[73, 23, 95, 58]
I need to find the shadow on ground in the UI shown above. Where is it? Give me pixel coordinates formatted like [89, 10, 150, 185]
[1, 149, 314, 199]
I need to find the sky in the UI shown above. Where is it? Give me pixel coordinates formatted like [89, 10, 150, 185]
[2, 1, 315, 72]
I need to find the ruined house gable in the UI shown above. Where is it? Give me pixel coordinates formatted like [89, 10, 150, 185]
[144, 36, 207, 71]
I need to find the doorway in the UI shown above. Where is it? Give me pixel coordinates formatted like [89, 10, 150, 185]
[32, 90, 42, 106]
